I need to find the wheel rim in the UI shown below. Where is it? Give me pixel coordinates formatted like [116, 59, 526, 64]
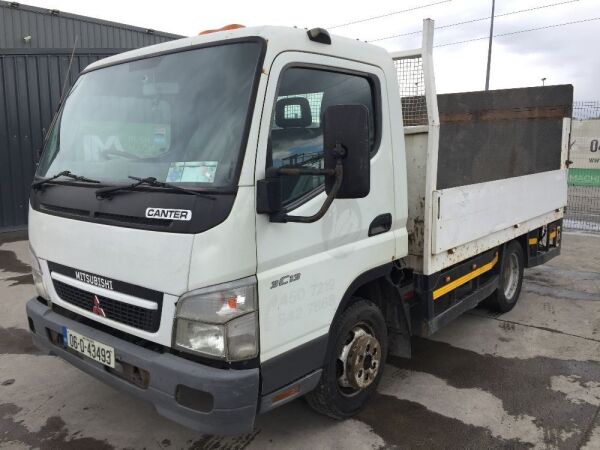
[503, 253, 520, 300]
[337, 324, 381, 395]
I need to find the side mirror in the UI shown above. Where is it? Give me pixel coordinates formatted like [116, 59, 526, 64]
[257, 104, 371, 223]
[324, 104, 370, 199]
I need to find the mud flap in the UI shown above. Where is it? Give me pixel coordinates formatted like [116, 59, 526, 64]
[384, 274, 413, 359]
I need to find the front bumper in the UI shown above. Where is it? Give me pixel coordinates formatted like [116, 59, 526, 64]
[26, 298, 259, 436]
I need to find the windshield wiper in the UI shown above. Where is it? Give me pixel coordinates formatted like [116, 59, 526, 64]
[96, 176, 216, 200]
[32, 170, 100, 190]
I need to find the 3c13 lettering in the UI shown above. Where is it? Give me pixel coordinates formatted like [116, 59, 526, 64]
[270, 273, 301, 289]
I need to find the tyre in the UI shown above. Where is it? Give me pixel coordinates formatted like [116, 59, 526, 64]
[305, 299, 387, 419]
[489, 241, 525, 313]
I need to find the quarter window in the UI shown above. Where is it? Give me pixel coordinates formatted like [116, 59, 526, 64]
[268, 67, 377, 205]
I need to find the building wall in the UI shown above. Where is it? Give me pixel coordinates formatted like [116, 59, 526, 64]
[0, 1, 181, 230]
[0, 1, 180, 50]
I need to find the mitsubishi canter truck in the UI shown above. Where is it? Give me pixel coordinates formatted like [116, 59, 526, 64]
[26, 20, 572, 435]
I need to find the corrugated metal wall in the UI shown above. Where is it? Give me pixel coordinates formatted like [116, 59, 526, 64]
[0, 1, 180, 49]
[0, 1, 182, 230]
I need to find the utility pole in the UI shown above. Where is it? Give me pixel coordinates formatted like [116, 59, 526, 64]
[485, 0, 496, 90]
[542, 77, 547, 86]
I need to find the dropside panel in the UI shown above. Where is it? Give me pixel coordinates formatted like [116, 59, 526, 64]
[432, 169, 567, 254]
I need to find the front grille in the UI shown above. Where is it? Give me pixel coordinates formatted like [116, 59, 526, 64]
[52, 280, 160, 332]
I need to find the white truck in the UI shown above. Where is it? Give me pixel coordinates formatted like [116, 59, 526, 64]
[26, 20, 572, 435]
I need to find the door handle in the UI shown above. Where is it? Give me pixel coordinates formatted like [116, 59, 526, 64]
[369, 213, 392, 237]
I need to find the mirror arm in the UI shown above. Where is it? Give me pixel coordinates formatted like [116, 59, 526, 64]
[271, 159, 344, 224]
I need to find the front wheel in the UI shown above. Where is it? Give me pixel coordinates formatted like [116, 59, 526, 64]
[306, 299, 387, 419]
[489, 241, 525, 313]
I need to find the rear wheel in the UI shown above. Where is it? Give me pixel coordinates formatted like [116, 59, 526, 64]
[306, 299, 387, 419]
[489, 241, 524, 313]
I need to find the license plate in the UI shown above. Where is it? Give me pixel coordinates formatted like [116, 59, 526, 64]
[63, 328, 115, 368]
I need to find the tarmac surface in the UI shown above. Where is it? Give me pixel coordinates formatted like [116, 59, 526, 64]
[1, 231, 599, 449]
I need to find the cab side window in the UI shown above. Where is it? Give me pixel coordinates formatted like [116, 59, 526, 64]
[268, 67, 376, 206]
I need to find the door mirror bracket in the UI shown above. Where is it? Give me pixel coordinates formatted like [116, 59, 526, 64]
[266, 148, 345, 223]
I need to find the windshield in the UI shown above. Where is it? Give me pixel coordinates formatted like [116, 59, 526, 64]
[37, 41, 263, 188]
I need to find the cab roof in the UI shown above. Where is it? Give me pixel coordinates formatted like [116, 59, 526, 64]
[84, 25, 390, 73]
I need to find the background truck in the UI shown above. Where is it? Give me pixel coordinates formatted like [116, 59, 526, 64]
[25, 20, 572, 435]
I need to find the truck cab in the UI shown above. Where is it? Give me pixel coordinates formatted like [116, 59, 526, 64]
[26, 22, 570, 435]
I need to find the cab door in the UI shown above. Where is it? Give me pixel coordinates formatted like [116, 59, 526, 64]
[255, 52, 396, 369]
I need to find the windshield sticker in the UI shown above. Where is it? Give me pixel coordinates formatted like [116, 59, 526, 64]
[166, 161, 218, 183]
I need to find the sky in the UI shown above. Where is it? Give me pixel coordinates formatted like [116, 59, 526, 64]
[21, 0, 600, 100]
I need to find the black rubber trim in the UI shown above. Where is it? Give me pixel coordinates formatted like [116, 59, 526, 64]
[260, 334, 328, 394]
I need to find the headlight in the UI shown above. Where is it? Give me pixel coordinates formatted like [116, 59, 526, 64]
[174, 277, 258, 361]
[29, 244, 49, 301]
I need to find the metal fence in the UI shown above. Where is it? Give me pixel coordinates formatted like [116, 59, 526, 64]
[572, 100, 600, 120]
[565, 186, 600, 232]
[564, 101, 600, 232]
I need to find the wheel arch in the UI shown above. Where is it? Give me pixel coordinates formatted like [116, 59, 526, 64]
[330, 263, 393, 327]
[329, 262, 412, 358]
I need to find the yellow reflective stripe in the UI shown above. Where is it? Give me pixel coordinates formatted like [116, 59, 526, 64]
[433, 253, 499, 300]
[528, 237, 538, 245]
[549, 230, 557, 239]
